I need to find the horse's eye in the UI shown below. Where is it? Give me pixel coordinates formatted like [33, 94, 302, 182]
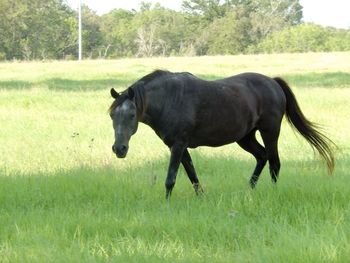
[130, 114, 135, 119]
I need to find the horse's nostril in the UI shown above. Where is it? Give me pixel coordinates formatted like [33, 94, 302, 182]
[115, 144, 128, 158]
[112, 145, 116, 153]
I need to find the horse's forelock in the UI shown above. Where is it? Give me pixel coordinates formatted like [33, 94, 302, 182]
[109, 93, 129, 113]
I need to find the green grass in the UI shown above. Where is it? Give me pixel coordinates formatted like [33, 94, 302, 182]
[0, 53, 350, 262]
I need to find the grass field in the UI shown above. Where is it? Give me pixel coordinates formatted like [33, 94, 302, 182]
[0, 53, 349, 262]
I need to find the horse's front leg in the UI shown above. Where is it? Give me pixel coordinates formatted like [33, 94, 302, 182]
[165, 142, 185, 200]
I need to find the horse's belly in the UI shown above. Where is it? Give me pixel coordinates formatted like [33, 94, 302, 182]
[188, 105, 257, 148]
[188, 138, 236, 148]
[188, 126, 248, 148]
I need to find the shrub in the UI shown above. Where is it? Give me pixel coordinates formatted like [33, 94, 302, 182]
[251, 23, 350, 53]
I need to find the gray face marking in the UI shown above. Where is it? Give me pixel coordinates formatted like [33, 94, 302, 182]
[111, 99, 138, 158]
[120, 102, 130, 111]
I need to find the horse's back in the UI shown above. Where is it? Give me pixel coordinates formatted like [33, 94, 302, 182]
[218, 72, 286, 118]
[219, 73, 285, 104]
[184, 72, 286, 146]
[186, 72, 286, 119]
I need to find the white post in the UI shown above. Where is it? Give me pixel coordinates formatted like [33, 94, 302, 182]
[78, 0, 82, 60]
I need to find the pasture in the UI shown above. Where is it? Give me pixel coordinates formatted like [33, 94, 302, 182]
[0, 53, 349, 262]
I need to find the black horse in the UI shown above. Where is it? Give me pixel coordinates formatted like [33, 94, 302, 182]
[109, 70, 334, 199]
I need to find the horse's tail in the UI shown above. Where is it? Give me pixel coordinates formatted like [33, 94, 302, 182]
[273, 77, 335, 174]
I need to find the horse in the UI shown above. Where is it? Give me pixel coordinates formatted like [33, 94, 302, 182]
[108, 70, 334, 199]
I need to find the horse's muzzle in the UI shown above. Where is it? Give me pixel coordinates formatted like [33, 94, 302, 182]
[112, 144, 128, 158]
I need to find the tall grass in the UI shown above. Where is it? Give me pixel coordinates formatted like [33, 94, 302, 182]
[0, 53, 349, 262]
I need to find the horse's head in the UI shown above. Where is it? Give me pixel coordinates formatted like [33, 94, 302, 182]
[109, 87, 138, 158]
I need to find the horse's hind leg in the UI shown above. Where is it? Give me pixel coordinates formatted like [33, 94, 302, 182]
[181, 149, 203, 194]
[237, 130, 267, 188]
[260, 128, 281, 184]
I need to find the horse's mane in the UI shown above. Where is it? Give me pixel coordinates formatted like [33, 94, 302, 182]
[138, 69, 171, 84]
[109, 70, 171, 114]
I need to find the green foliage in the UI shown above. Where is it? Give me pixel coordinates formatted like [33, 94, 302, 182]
[132, 6, 189, 57]
[200, 11, 248, 55]
[0, 0, 349, 59]
[0, 0, 77, 60]
[184, 0, 304, 55]
[182, 0, 228, 22]
[100, 9, 136, 58]
[81, 5, 103, 58]
[252, 23, 350, 53]
[248, 0, 303, 41]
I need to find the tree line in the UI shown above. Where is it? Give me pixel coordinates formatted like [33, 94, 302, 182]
[0, 0, 349, 60]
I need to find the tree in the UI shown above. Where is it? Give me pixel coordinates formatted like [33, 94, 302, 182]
[0, 0, 30, 59]
[100, 9, 136, 57]
[80, 5, 103, 58]
[132, 4, 189, 57]
[0, 0, 77, 60]
[249, 0, 303, 41]
[182, 0, 228, 22]
[196, 10, 251, 55]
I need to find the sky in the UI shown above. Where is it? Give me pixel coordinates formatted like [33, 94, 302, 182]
[67, 0, 350, 29]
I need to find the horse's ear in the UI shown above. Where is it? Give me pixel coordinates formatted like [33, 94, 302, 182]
[128, 87, 135, 99]
[110, 88, 119, 99]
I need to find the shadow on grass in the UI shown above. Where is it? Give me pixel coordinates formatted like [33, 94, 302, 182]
[0, 80, 33, 89]
[0, 154, 347, 205]
[0, 76, 136, 92]
[199, 71, 350, 88]
[282, 72, 350, 88]
[45, 78, 132, 91]
[1, 72, 349, 91]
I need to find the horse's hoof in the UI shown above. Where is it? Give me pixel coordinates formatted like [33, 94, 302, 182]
[193, 183, 204, 195]
[249, 179, 257, 189]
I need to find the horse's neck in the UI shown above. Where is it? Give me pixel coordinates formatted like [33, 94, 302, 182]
[134, 85, 146, 120]
[137, 87, 165, 129]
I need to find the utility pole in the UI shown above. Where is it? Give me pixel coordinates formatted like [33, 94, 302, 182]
[78, 0, 82, 60]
